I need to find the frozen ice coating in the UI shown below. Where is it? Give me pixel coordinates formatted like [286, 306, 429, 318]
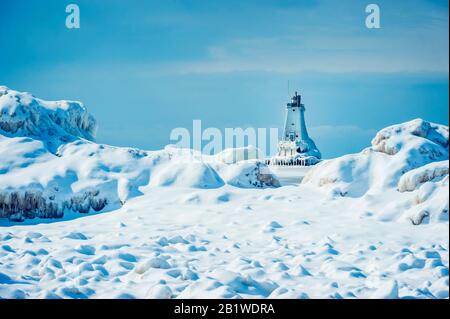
[0, 87, 279, 221]
[0, 87, 448, 299]
[0, 138, 280, 221]
[398, 161, 449, 192]
[0, 86, 97, 153]
[269, 92, 321, 166]
[303, 118, 449, 194]
[282, 92, 321, 159]
[302, 118, 449, 224]
[371, 118, 449, 155]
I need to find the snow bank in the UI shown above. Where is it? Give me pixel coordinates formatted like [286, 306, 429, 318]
[304, 119, 448, 194]
[302, 149, 386, 197]
[216, 161, 281, 188]
[303, 119, 449, 224]
[0, 86, 97, 152]
[398, 160, 449, 192]
[371, 118, 448, 156]
[0, 136, 144, 221]
[4, 86, 446, 225]
[0, 87, 279, 221]
[0, 89, 448, 298]
[149, 161, 224, 188]
[404, 176, 449, 224]
[0, 137, 279, 221]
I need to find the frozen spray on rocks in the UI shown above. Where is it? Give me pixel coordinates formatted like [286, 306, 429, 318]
[0, 86, 280, 222]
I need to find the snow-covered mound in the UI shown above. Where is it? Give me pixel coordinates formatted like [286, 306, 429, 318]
[407, 174, 448, 224]
[0, 87, 279, 222]
[215, 146, 263, 164]
[397, 160, 449, 192]
[303, 119, 449, 224]
[303, 119, 448, 194]
[0, 89, 448, 299]
[371, 119, 448, 157]
[0, 137, 146, 221]
[215, 161, 281, 188]
[0, 86, 97, 153]
[0, 139, 279, 222]
[148, 160, 224, 188]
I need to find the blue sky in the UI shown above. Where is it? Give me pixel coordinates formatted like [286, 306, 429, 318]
[1, 0, 448, 158]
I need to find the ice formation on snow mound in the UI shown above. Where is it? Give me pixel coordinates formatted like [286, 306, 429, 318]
[0, 86, 97, 152]
[216, 161, 281, 188]
[0, 136, 279, 221]
[0, 87, 279, 221]
[0, 137, 141, 221]
[372, 118, 448, 155]
[304, 119, 448, 193]
[302, 119, 449, 224]
[405, 175, 448, 224]
[398, 160, 449, 192]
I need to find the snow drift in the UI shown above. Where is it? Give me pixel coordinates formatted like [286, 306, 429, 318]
[0, 86, 97, 153]
[397, 160, 448, 192]
[1, 86, 448, 225]
[303, 119, 449, 224]
[0, 87, 279, 221]
[0, 88, 448, 299]
[215, 161, 281, 188]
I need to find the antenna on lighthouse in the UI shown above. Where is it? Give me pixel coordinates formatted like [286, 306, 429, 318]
[287, 80, 290, 97]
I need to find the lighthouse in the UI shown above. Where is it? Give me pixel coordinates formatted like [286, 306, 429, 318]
[269, 91, 321, 166]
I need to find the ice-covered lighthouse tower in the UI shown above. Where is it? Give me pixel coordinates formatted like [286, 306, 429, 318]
[269, 91, 321, 166]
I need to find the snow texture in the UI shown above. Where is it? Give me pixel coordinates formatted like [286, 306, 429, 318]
[0, 87, 279, 221]
[0, 88, 448, 299]
[398, 161, 449, 192]
[303, 118, 449, 224]
[0, 86, 97, 153]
